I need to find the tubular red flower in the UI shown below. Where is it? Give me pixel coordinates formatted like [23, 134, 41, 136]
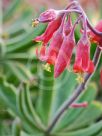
[46, 15, 66, 65]
[46, 31, 64, 65]
[34, 16, 63, 45]
[73, 35, 94, 73]
[54, 33, 75, 78]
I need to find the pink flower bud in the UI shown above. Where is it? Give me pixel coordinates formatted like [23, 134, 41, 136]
[70, 102, 88, 108]
[38, 9, 60, 23]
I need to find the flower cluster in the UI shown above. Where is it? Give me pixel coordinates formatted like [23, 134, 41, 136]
[33, 1, 102, 78]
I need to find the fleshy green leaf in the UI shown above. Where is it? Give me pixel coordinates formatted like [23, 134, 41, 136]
[16, 85, 42, 133]
[54, 121, 102, 136]
[36, 65, 54, 125]
[21, 131, 44, 136]
[0, 77, 17, 113]
[12, 118, 21, 136]
[6, 24, 46, 52]
[5, 61, 33, 82]
[53, 83, 98, 132]
[51, 70, 77, 118]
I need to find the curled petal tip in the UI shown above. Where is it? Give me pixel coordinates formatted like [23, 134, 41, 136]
[87, 61, 94, 73]
[33, 35, 44, 43]
[73, 64, 83, 73]
[54, 64, 64, 78]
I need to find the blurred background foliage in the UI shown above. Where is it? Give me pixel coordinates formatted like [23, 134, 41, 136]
[1, 0, 102, 136]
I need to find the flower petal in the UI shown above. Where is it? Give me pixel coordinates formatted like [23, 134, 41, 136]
[73, 35, 91, 73]
[82, 44, 90, 71]
[54, 35, 75, 78]
[34, 16, 63, 45]
[87, 60, 94, 73]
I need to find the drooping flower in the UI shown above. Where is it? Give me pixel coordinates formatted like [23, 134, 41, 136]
[45, 15, 66, 65]
[45, 30, 64, 65]
[34, 16, 63, 46]
[73, 35, 94, 73]
[54, 30, 75, 78]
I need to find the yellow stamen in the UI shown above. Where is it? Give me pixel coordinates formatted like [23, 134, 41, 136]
[32, 19, 39, 27]
[43, 63, 51, 72]
[76, 73, 84, 84]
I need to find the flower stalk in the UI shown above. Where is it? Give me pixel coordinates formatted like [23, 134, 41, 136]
[46, 47, 101, 134]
